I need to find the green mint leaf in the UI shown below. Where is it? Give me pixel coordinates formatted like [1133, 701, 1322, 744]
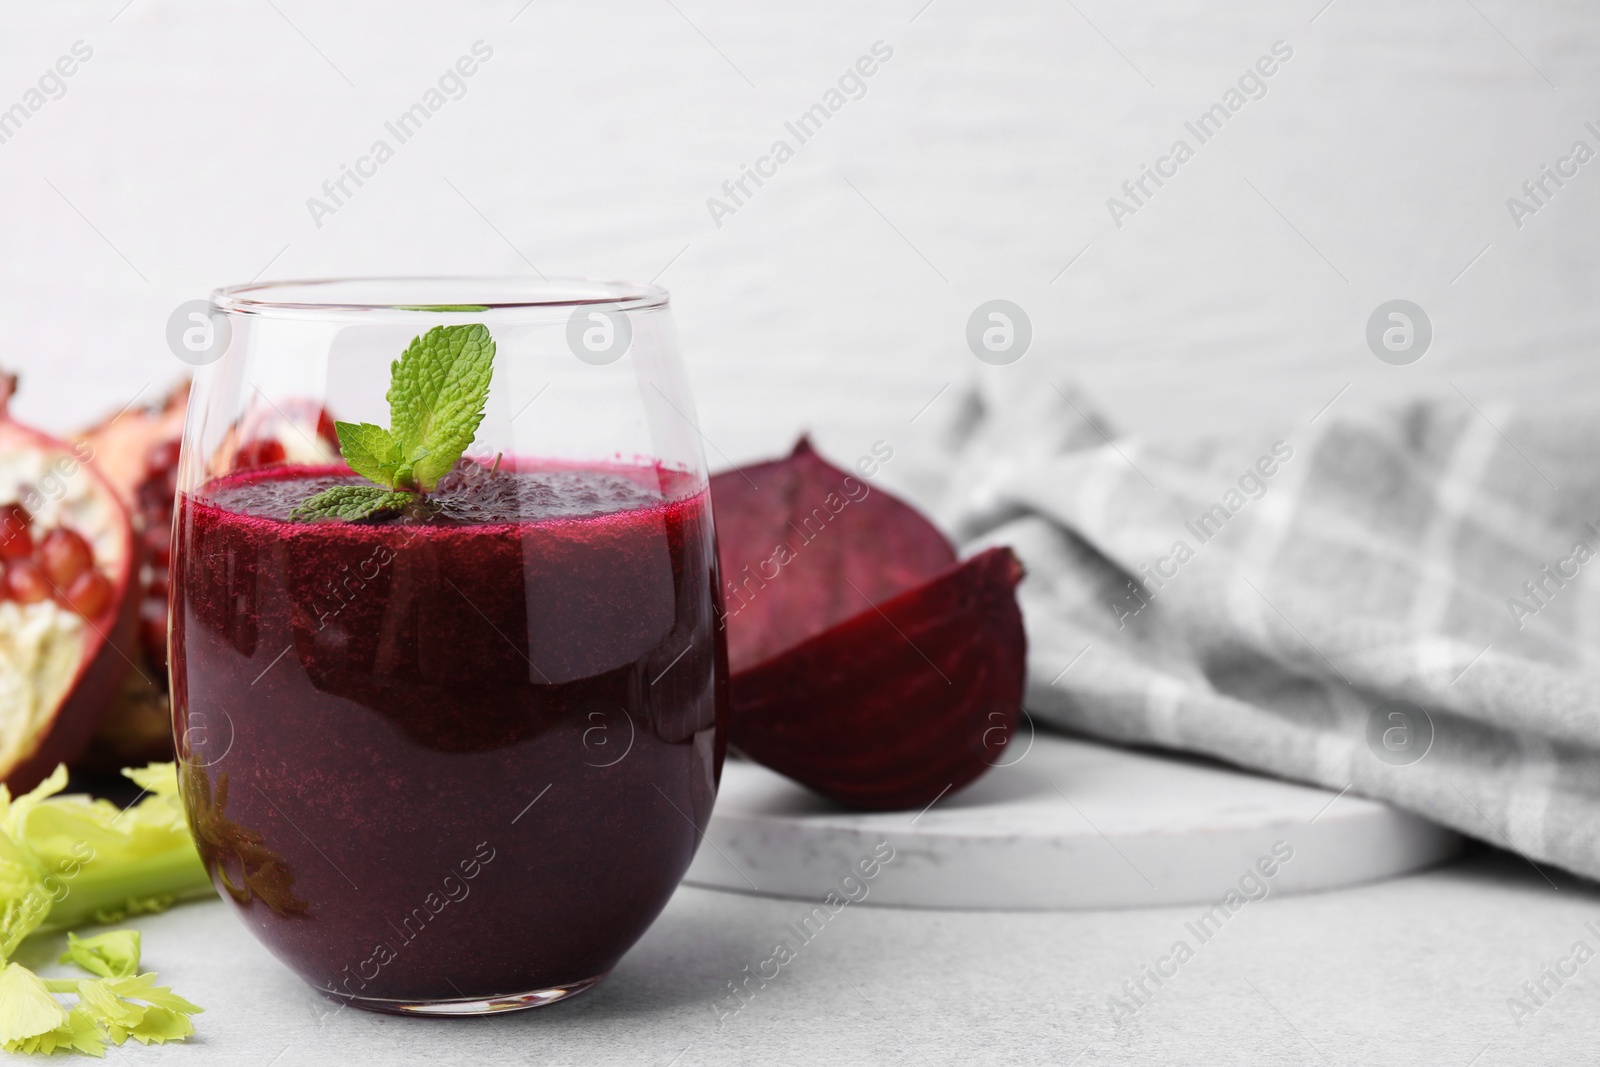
[386, 323, 495, 491]
[291, 486, 415, 523]
[333, 421, 405, 489]
[295, 321, 496, 519]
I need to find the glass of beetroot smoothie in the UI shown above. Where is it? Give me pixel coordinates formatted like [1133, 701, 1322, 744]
[169, 279, 727, 1015]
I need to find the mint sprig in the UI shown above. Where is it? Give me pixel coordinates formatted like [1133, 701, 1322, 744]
[292, 323, 496, 522]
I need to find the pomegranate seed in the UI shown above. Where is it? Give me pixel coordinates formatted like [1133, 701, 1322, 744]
[137, 478, 172, 516]
[137, 440, 183, 515]
[140, 599, 169, 670]
[0, 504, 32, 562]
[37, 528, 94, 588]
[64, 570, 112, 618]
[6, 560, 51, 604]
[145, 521, 172, 567]
[314, 408, 339, 448]
[235, 438, 287, 471]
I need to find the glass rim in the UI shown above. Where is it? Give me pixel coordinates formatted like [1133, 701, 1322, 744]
[210, 276, 670, 319]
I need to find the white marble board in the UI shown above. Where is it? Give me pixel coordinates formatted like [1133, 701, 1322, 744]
[685, 730, 1462, 910]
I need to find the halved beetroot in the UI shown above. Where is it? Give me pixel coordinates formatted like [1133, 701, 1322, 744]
[715, 439, 957, 671]
[711, 438, 1027, 810]
[0, 372, 138, 792]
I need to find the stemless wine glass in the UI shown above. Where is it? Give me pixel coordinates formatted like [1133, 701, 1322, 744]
[169, 279, 728, 1015]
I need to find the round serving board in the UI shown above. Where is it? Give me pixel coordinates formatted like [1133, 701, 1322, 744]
[685, 731, 1462, 909]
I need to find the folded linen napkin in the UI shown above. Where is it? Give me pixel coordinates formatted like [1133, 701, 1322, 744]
[930, 382, 1600, 883]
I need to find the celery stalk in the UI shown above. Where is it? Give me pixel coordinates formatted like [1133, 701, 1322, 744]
[39, 845, 213, 934]
[0, 763, 213, 1055]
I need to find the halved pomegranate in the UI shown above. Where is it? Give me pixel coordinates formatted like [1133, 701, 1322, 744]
[71, 384, 340, 772]
[711, 438, 1027, 811]
[73, 382, 188, 770]
[0, 372, 138, 792]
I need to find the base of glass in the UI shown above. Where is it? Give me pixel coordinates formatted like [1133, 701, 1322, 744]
[338, 972, 609, 1016]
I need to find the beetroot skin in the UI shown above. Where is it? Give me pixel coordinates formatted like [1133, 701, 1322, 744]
[710, 438, 1027, 810]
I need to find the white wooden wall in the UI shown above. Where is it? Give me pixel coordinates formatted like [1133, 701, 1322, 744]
[2, 0, 1595, 475]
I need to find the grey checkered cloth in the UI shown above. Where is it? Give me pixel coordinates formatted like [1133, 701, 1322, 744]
[928, 381, 1600, 882]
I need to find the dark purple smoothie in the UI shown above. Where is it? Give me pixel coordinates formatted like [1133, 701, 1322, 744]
[171, 461, 727, 1009]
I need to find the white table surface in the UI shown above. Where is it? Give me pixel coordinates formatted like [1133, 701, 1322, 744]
[24, 847, 1593, 1066]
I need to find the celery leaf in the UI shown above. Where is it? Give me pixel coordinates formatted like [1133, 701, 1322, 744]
[59, 931, 141, 980]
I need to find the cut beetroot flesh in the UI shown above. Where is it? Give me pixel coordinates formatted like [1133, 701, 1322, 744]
[710, 439, 1027, 811]
[713, 438, 955, 672]
[727, 547, 1026, 810]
